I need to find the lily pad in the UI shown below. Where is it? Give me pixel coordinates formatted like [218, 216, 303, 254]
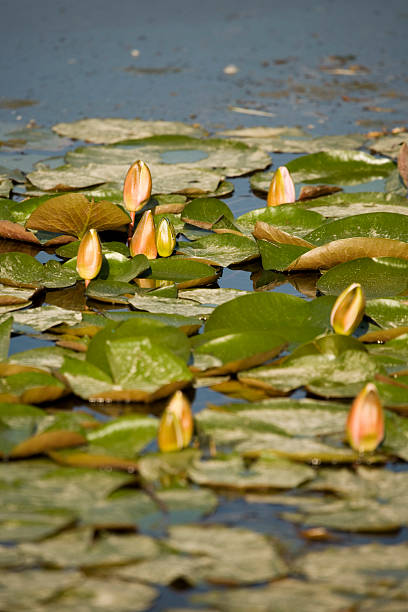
[0, 252, 78, 289]
[188, 455, 314, 490]
[299, 191, 408, 218]
[0, 316, 12, 361]
[146, 257, 219, 288]
[368, 132, 408, 159]
[26, 193, 130, 238]
[191, 330, 286, 375]
[317, 258, 408, 298]
[0, 403, 90, 458]
[286, 150, 395, 184]
[128, 294, 214, 317]
[305, 212, 408, 245]
[61, 336, 193, 402]
[205, 292, 333, 344]
[165, 524, 287, 585]
[176, 233, 259, 267]
[53, 117, 205, 143]
[67, 135, 271, 177]
[27, 162, 226, 196]
[5, 305, 82, 333]
[0, 371, 68, 404]
[236, 205, 324, 236]
[181, 197, 234, 229]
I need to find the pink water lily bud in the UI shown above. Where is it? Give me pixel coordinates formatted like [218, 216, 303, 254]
[156, 217, 176, 258]
[267, 166, 296, 207]
[158, 390, 193, 452]
[346, 383, 384, 453]
[76, 229, 102, 289]
[129, 210, 157, 259]
[123, 160, 152, 236]
[330, 282, 365, 335]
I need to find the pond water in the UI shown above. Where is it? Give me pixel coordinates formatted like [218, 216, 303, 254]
[2, 1, 408, 610]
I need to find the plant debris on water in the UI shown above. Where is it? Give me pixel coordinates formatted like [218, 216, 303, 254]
[1, 117, 408, 610]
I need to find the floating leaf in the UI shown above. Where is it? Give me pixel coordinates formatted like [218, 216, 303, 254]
[53, 117, 205, 143]
[237, 204, 324, 236]
[146, 257, 219, 288]
[189, 455, 314, 490]
[26, 193, 130, 238]
[299, 191, 408, 218]
[181, 197, 234, 229]
[0, 371, 67, 404]
[305, 212, 408, 245]
[286, 150, 395, 184]
[317, 258, 408, 298]
[176, 233, 259, 267]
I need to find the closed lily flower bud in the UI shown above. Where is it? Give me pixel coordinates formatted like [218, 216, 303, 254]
[123, 160, 152, 235]
[158, 390, 193, 452]
[346, 383, 384, 453]
[129, 210, 157, 259]
[156, 217, 176, 258]
[330, 282, 365, 335]
[267, 166, 296, 207]
[76, 229, 102, 289]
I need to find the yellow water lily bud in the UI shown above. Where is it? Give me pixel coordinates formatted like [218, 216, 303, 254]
[330, 282, 365, 336]
[158, 390, 193, 452]
[156, 217, 176, 258]
[123, 160, 152, 236]
[129, 210, 157, 259]
[267, 166, 296, 207]
[346, 383, 384, 453]
[76, 229, 102, 288]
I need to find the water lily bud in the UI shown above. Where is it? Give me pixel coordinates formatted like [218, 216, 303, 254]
[267, 166, 296, 207]
[129, 210, 157, 259]
[123, 160, 152, 236]
[156, 217, 176, 258]
[330, 282, 365, 336]
[346, 383, 384, 453]
[76, 229, 102, 288]
[158, 390, 193, 452]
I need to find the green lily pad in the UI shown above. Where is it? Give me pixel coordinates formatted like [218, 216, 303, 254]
[0, 176, 12, 198]
[188, 455, 314, 490]
[365, 297, 408, 328]
[86, 318, 190, 374]
[106, 310, 202, 335]
[85, 415, 158, 457]
[176, 233, 259, 267]
[64, 252, 149, 283]
[26, 193, 130, 238]
[15, 528, 159, 569]
[0, 345, 84, 376]
[0, 371, 67, 404]
[84, 279, 137, 303]
[305, 212, 408, 245]
[0, 284, 38, 306]
[236, 204, 324, 236]
[5, 305, 82, 333]
[191, 330, 286, 375]
[27, 161, 226, 196]
[0, 510, 77, 543]
[299, 191, 408, 218]
[0, 403, 89, 458]
[317, 258, 408, 298]
[53, 117, 205, 143]
[0, 252, 78, 289]
[128, 294, 214, 317]
[258, 239, 311, 272]
[239, 345, 379, 397]
[287, 150, 395, 184]
[194, 579, 353, 612]
[61, 336, 193, 402]
[179, 287, 250, 305]
[181, 197, 234, 229]
[205, 292, 333, 344]
[165, 524, 287, 585]
[146, 257, 219, 288]
[67, 135, 271, 177]
[56, 240, 130, 259]
[0, 197, 40, 224]
[0, 316, 12, 361]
